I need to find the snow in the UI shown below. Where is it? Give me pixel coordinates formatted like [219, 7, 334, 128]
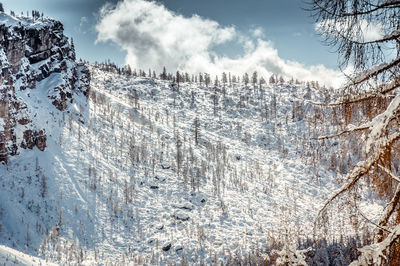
[0, 49, 388, 265]
[366, 93, 400, 153]
[7, 63, 357, 264]
[2, 59, 387, 263]
[0, 244, 56, 265]
[0, 13, 56, 30]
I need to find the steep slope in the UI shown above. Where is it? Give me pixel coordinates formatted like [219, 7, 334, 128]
[0, 12, 383, 266]
[0, 244, 56, 266]
[0, 11, 90, 262]
[0, 12, 89, 163]
[1, 62, 350, 264]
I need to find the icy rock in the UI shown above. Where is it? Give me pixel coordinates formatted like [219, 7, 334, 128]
[172, 210, 190, 221]
[190, 191, 207, 205]
[154, 175, 166, 182]
[162, 243, 172, 252]
[172, 202, 194, 211]
[175, 245, 183, 254]
[151, 88, 159, 96]
[160, 162, 171, 169]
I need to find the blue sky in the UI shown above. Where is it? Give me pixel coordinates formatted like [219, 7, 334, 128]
[2, 0, 342, 86]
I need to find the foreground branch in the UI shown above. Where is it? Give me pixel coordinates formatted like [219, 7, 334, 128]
[350, 223, 400, 265]
[318, 131, 400, 217]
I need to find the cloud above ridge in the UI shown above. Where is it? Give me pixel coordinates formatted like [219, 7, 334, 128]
[96, 0, 344, 88]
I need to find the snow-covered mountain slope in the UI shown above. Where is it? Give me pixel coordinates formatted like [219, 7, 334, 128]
[0, 12, 89, 163]
[0, 61, 352, 264]
[0, 12, 383, 266]
[0, 244, 56, 266]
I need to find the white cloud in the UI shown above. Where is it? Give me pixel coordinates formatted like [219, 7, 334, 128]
[251, 27, 265, 38]
[96, 0, 344, 88]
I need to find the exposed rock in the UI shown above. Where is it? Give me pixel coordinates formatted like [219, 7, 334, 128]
[36, 130, 47, 151]
[0, 13, 90, 162]
[172, 210, 190, 221]
[162, 243, 171, 252]
[160, 162, 171, 169]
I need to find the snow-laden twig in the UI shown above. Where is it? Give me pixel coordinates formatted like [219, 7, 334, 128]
[318, 131, 400, 217]
[375, 182, 400, 242]
[345, 56, 400, 88]
[350, 223, 400, 265]
[312, 123, 370, 140]
[378, 164, 400, 183]
[366, 93, 400, 153]
[354, 200, 392, 234]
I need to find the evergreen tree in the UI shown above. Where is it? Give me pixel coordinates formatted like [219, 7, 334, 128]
[222, 72, 227, 88]
[252, 71, 258, 88]
[269, 74, 275, 84]
[193, 117, 200, 145]
[214, 75, 219, 87]
[243, 73, 249, 85]
[176, 71, 181, 90]
[259, 77, 266, 88]
[161, 66, 167, 80]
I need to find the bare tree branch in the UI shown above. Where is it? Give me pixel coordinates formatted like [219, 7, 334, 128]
[350, 223, 400, 265]
[312, 123, 370, 140]
[318, 131, 400, 217]
[376, 182, 400, 242]
[345, 56, 400, 87]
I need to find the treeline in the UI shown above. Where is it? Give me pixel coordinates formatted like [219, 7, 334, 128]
[93, 60, 326, 90]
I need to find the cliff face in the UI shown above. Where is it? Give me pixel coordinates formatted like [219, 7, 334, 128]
[0, 13, 90, 162]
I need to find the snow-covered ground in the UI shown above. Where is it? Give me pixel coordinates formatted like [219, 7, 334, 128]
[0, 244, 56, 266]
[0, 63, 383, 264]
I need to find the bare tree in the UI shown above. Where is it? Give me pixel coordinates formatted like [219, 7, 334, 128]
[309, 0, 400, 264]
[193, 117, 200, 145]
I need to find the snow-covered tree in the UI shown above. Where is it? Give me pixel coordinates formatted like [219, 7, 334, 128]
[222, 72, 227, 88]
[161, 66, 167, 80]
[310, 0, 400, 264]
[252, 71, 258, 88]
[243, 73, 249, 85]
[269, 74, 275, 84]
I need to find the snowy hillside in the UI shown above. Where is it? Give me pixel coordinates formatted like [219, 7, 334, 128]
[0, 61, 365, 264]
[0, 244, 56, 266]
[0, 11, 383, 266]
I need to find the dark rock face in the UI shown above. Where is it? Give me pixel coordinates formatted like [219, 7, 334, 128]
[0, 14, 90, 163]
[20, 129, 46, 151]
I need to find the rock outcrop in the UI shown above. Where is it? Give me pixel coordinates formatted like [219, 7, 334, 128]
[0, 13, 90, 163]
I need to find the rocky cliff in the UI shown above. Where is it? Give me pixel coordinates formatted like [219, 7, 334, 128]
[0, 13, 90, 162]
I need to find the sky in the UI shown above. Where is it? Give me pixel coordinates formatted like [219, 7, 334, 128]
[2, 0, 344, 87]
